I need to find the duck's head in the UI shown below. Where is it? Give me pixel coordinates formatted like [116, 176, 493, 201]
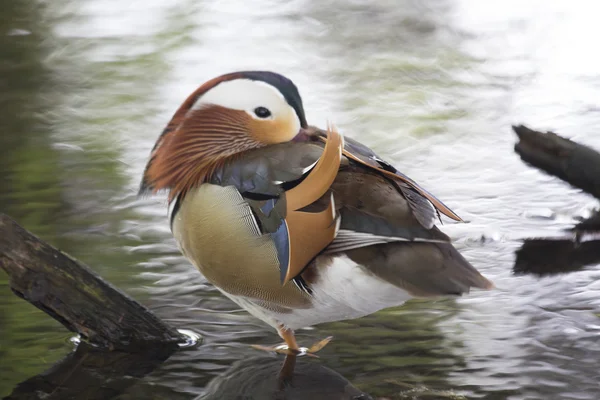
[140, 71, 308, 200]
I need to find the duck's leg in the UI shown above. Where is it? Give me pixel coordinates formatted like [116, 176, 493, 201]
[278, 326, 300, 352]
[251, 326, 300, 355]
[251, 325, 333, 356]
[280, 326, 334, 354]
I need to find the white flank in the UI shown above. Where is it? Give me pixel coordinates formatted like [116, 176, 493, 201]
[278, 255, 412, 330]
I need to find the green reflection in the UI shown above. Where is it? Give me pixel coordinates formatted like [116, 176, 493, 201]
[304, 1, 478, 143]
[0, 0, 170, 395]
[0, 2, 68, 394]
[0, 1, 62, 241]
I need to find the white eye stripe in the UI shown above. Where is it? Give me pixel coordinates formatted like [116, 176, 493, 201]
[191, 79, 285, 112]
[189, 77, 302, 142]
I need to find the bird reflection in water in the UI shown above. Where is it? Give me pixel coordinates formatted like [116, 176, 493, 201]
[200, 354, 372, 400]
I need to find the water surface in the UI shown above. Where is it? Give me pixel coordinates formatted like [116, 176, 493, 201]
[2, 1, 600, 399]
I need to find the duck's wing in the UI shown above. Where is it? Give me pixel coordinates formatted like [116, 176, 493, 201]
[294, 126, 459, 253]
[312, 128, 463, 224]
[341, 240, 494, 295]
[319, 162, 493, 293]
[304, 130, 492, 294]
[321, 163, 451, 254]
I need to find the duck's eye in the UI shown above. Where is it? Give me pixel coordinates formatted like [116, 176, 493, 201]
[254, 106, 272, 119]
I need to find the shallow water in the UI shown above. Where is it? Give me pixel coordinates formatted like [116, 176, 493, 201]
[1, 1, 600, 399]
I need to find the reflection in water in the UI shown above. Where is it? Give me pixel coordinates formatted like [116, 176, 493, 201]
[2, 0, 600, 399]
[5, 343, 178, 400]
[515, 239, 600, 276]
[0, 0, 78, 390]
[0, 0, 63, 239]
[318, 301, 519, 399]
[201, 355, 372, 400]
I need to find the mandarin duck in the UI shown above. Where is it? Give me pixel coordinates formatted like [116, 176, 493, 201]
[140, 71, 493, 355]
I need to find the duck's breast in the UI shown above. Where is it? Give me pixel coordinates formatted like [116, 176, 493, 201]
[171, 184, 310, 308]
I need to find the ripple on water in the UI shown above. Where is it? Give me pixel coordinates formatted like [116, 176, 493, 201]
[2, 0, 600, 399]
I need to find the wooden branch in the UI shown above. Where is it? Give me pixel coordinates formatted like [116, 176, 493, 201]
[0, 213, 186, 350]
[512, 125, 600, 276]
[513, 124, 600, 200]
[4, 342, 177, 400]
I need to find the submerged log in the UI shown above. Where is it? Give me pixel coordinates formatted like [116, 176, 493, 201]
[0, 213, 186, 350]
[513, 124, 600, 200]
[513, 125, 600, 276]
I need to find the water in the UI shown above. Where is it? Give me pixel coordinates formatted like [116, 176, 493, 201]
[1, 0, 600, 398]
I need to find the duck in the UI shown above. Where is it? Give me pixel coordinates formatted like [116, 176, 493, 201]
[139, 71, 493, 355]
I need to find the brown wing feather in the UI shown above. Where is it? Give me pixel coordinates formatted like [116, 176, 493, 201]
[305, 129, 492, 293]
[310, 163, 451, 250]
[313, 130, 463, 222]
[345, 242, 493, 296]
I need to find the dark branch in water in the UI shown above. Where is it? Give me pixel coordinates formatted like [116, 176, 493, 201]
[572, 210, 600, 233]
[513, 124, 600, 201]
[0, 213, 187, 350]
[513, 124, 600, 232]
[514, 239, 600, 276]
[512, 125, 600, 276]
